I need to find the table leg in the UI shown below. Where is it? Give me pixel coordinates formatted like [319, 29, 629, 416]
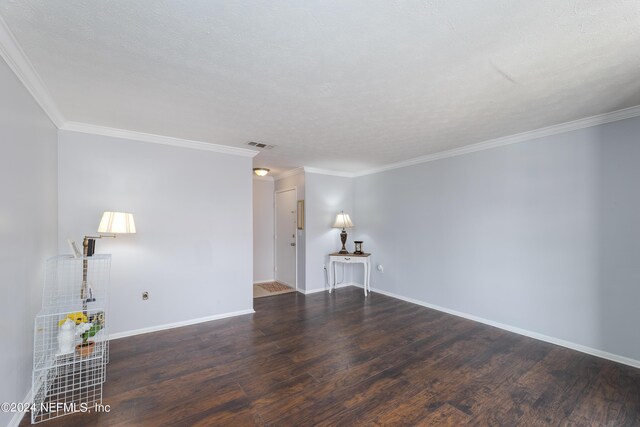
[329, 261, 333, 293]
[363, 263, 367, 296]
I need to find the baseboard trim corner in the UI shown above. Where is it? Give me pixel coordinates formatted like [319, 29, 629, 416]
[369, 286, 640, 369]
[301, 287, 327, 294]
[8, 388, 33, 427]
[302, 282, 360, 295]
[110, 309, 255, 340]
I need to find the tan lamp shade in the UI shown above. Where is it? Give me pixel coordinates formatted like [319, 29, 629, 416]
[332, 212, 354, 229]
[98, 212, 137, 234]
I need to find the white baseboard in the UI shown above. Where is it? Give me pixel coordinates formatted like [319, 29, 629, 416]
[8, 388, 33, 427]
[364, 285, 640, 369]
[110, 309, 255, 340]
[302, 282, 359, 294]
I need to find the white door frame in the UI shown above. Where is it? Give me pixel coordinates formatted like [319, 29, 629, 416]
[274, 186, 298, 291]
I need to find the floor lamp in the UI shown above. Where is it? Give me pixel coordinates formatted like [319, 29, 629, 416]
[81, 211, 136, 314]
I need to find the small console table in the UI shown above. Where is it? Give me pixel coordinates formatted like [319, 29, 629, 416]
[328, 252, 371, 296]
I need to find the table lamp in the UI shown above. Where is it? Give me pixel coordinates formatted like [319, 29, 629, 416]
[333, 211, 354, 254]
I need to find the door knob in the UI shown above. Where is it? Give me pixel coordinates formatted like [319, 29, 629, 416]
[290, 243, 296, 246]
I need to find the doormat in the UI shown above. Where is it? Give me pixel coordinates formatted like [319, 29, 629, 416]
[254, 282, 296, 298]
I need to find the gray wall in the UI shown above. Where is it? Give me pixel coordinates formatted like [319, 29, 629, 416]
[354, 116, 640, 362]
[275, 172, 306, 290]
[0, 57, 58, 426]
[253, 178, 274, 282]
[305, 172, 354, 292]
[57, 130, 254, 334]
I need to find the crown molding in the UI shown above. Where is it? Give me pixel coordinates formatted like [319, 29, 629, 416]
[303, 166, 356, 178]
[61, 121, 259, 157]
[274, 167, 305, 181]
[353, 105, 640, 177]
[0, 14, 65, 127]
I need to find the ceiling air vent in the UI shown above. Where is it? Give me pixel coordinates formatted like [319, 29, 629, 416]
[247, 142, 275, 149]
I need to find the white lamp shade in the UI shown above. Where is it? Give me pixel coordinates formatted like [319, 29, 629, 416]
[98, 212, 136, 234]
[332, 212, 354, 229]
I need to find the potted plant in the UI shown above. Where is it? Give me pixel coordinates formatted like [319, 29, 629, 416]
[76, 311, 104, 357]
[57, 311, 104, 357]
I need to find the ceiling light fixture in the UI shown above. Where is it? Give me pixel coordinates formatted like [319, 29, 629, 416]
[253, 168, 270, 177]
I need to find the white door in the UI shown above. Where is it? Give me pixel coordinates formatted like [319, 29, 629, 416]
[275, 189, 297, 288]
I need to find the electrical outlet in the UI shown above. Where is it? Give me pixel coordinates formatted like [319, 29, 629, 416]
[142, 291, 149, 300]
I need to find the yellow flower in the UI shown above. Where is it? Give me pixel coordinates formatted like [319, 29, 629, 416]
[70, 312, 88, 324]
[58, 312, 88, 327]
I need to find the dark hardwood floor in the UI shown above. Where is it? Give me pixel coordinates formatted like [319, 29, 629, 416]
[21, 287, 640, 426]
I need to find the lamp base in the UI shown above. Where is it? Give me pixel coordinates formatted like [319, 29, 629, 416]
[339, 229, 349, 254]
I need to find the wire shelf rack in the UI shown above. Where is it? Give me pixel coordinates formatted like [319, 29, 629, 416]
[31, 255, 111, 424]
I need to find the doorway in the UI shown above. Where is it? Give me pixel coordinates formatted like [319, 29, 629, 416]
[275, 188, 297, 289]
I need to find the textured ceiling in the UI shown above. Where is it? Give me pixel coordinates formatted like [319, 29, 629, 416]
[1, 1, 639, 173]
